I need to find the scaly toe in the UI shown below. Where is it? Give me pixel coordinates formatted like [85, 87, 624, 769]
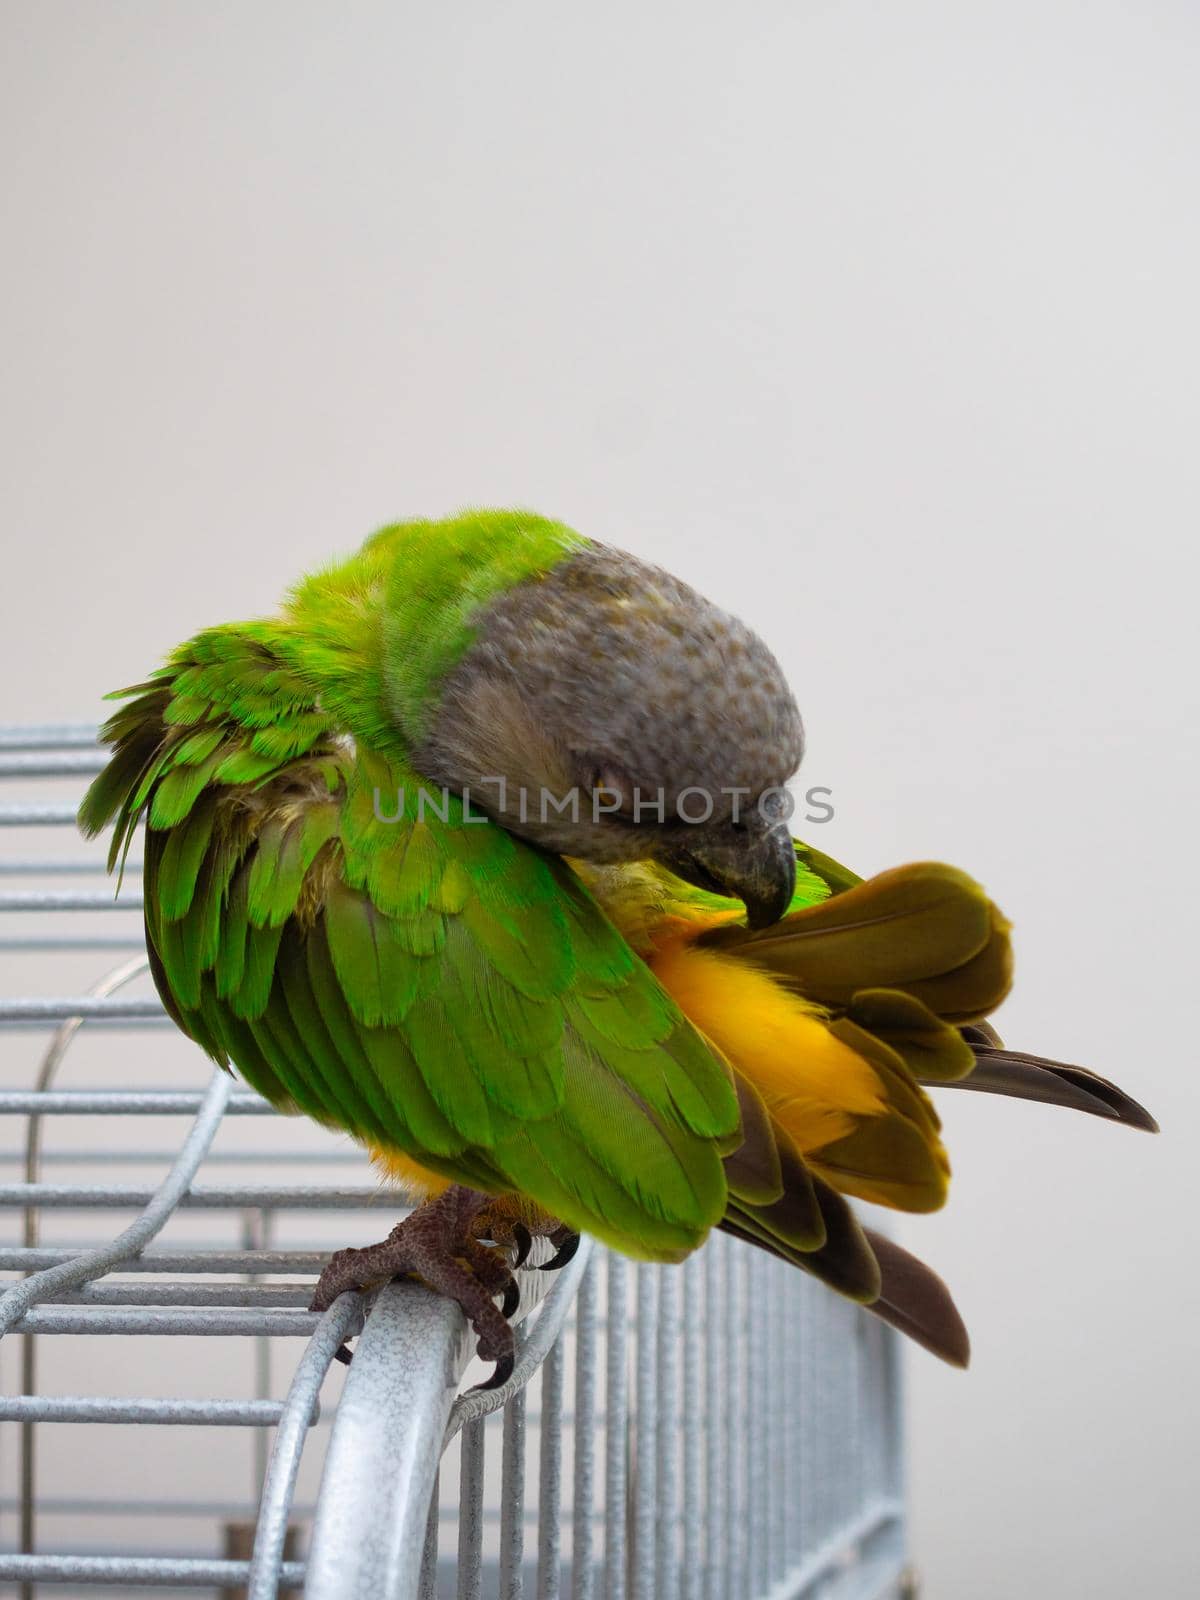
[310, 1227, 420, 1312]
[458, 1237, 518, 1298]
[309, 1246, 372, 1312]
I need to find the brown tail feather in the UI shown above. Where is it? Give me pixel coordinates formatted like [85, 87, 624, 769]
[943, 1032, 1158, 1133]
[720, 1211, 971, 1366]
[862, 1227, 970, 1367]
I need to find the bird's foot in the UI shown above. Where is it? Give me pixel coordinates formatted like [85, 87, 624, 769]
[309, 1185, 519, 1388]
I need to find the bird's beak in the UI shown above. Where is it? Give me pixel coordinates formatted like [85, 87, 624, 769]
[664, 821, 796, 931]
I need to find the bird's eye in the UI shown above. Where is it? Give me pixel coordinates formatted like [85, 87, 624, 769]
[582, 758, 637, 822]
[758, 788, 787, 822]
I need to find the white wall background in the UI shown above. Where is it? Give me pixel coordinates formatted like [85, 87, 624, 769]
[2, 3, 1196, 1595]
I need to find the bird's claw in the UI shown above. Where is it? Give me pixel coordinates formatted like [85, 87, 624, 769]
[536, 1229, 581, 1272]
[509, 1222, 533, 1268]
[470, 1347, 515, 1393]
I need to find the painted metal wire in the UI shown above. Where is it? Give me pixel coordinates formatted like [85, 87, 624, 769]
[0, 725, 910, 1599]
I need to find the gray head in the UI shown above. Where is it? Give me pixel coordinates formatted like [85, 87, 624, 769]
[414, 542, 804, 927]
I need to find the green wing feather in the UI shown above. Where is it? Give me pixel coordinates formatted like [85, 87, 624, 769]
[81, 631, 740, 1262]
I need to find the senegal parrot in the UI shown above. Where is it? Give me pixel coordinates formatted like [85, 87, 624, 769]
[79, 510, 1155, 1383]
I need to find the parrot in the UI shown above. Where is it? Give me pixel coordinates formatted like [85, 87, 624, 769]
[79, 510, 1155, 1384]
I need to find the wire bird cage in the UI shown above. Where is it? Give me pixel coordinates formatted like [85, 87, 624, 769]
[0, 725, 912, 1600]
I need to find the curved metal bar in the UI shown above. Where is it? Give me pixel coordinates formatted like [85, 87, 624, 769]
[0, 1067, 231, 1336]
[246, 1292, 364, 1600]
[307, 1239, 593, 1600]
[305, 1280, 475, 1600]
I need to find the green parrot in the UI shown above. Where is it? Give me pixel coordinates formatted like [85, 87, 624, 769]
[79, 510, 1154, 1383]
